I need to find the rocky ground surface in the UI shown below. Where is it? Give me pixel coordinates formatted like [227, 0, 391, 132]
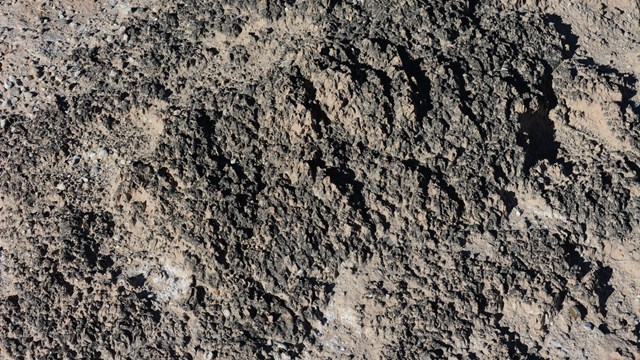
[0, 0, 639, 359]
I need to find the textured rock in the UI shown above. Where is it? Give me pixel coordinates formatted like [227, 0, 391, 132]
[0, 0, 639, 359]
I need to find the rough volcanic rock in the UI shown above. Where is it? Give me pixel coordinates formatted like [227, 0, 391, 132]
[0, 0, 639, 359]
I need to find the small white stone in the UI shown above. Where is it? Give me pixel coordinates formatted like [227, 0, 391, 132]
[98, 148, 108, 158]
[56, 183, 66, 191]
[9, 87, 21, 97]
[116, 4, 132, 15]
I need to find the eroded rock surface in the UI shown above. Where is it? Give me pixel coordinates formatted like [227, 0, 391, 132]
[0, 0, 639, 359]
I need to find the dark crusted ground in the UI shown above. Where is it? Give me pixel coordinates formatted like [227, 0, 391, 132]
[1, 0, 640, 359]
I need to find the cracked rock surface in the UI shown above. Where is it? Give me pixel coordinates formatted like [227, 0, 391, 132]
[1, 0, 639, 359]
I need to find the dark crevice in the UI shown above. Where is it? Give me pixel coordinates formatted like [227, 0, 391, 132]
[83, 243, 99, 268]
[306, 151, 326, 181]
[98, 255, 114, 272]
[325, 167, 374, 227]
[594, 265, 614, 317]
[396, 46, 434, 126]
[158, 167, 178, 190]
[562, 243, 591, 280]
[466, 0, 480, 20]
[545, 15, 579, 59]
[598, 324, 611, 334]
[517, 106, 559, 172]
[625, 157, 640, 181]
[52, 272, 75, 296]
[503, 67, 533, 96]
[403, 158, 431, 190]
[327, 0, 339, 14]
[55, 94, 70, 113]
[497, 326, 543, 359]
[128, 274, 147, 288]
[194, 109, 216, 151]
[499, 190, 518, 213]
[517, 67, 560, 173]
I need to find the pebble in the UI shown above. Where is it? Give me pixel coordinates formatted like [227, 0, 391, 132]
[116, 4, 132, 15]
[56, 183, 66, 191]
[3, 80, 13, 90]
[0, 119, 6, 129]
[23, 92, 33, 99]
[98, 148, 109, 158]
[30, 66, 43, 78]
[568, 305, 584, 320]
